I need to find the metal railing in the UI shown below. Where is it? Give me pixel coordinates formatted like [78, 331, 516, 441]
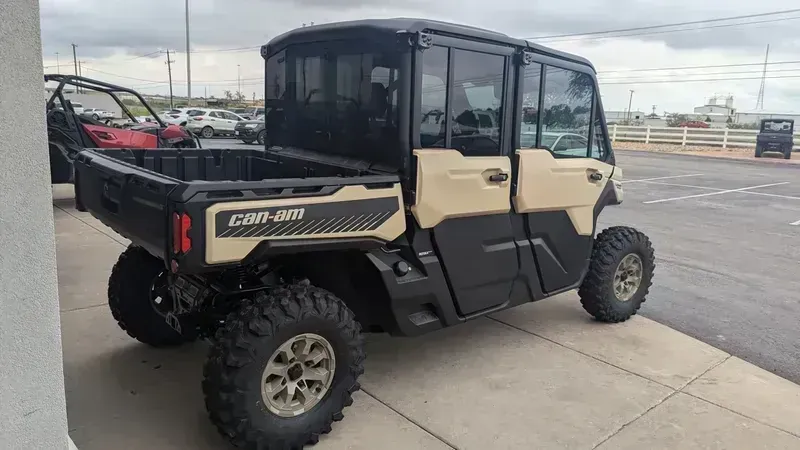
[609, 125, 800, 150]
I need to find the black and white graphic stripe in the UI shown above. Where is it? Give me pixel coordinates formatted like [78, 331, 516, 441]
[214, 197, 400, 239]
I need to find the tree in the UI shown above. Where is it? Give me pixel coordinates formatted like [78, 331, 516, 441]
[223, 90, 233, 101]
[666, 113, 689, 127]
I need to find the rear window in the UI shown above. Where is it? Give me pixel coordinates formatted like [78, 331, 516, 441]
[265, 41, 401, 167]
[187, 110, 205, 116]
[762, 120, 793, 133]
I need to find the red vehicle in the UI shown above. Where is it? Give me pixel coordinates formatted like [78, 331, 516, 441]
[45, 74, 200, 185]
[678, 120, 710, 129]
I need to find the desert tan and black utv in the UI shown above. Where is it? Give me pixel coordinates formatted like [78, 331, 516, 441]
[73, 18, 655, 450]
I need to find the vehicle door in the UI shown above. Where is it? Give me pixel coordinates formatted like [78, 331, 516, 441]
[224, 112, 243, 131]
[410, 38, 519, 316]
[207, 111, 223, 129]
[512, 55, 618, 294]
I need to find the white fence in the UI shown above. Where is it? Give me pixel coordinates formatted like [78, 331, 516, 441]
[610, 125, 800, 150]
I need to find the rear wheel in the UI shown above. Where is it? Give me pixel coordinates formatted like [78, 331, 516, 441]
[784, 148, 792, 159]
[203, 282, 364, 449]
[257, 130, 267, 146]
[108, 245, 196, 347]
[201, 126, 214, 139]
[755, 145, 763, 158]
[578, 226, 655, 323]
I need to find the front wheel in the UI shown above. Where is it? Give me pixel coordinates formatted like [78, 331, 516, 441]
[784, 149, 792, 159]
[755, 145, 763, 158]
[241, 139, 254, 145]
[578, 226, 655, 323]
[257, 130, 267, 146]
[201, 126, 214, 139]
[203, 283, 364, 449]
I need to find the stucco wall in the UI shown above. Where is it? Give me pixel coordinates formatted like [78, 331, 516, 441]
[0, 1, 69, 449]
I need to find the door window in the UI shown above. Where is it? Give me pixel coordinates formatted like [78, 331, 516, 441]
[541, 66, 594, 159]
[521, 63, 542, 145]
[209, 111, 221, 118]
[450, 49, 504, 156]
[420, 46, 449, 148]
[224, 112, 240, 121]
[591, 104, 609, 160]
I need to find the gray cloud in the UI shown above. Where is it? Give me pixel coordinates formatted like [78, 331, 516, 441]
[39, 0, 800, 61]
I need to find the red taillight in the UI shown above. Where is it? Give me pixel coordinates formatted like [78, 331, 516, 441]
[193, 116, 203, 121]
[172, 212, 192, 254]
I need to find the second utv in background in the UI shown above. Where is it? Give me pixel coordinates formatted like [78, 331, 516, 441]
[756, 118, 794, 159]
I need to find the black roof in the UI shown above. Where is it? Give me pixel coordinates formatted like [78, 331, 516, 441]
[262, 18, 595, 72]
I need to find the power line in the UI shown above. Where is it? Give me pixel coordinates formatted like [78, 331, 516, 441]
[599, 73, 800, 85]
[597, 59, 800, 74]
[527, 8, 800, 41]
[599, 67, 800, 81]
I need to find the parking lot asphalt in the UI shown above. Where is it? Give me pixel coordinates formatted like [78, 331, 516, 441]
[601, 150, 800, 383]
[200, 138, 800, 383]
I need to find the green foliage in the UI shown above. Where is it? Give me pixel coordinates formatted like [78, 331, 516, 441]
[665, 113, 689, 127]
[727, 122, 759, 129]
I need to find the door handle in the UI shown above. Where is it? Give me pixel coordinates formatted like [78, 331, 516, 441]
[489, 172, 509, 182]
[589, 172, 604, 181]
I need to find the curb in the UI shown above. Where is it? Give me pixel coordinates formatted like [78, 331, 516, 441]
[615, 149, 800, 170]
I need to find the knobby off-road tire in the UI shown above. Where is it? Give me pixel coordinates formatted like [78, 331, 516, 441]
[755, 145, 763, 158]
[108, 245, 196, 347]
[578, 226, 655, 323]
[203, 282, 365, 450]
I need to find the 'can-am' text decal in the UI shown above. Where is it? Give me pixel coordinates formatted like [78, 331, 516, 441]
[214, 197, 399, 239]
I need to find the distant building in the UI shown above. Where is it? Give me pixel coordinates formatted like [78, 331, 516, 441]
[604, 110, 646, 123]
[735, 111, 800, 125]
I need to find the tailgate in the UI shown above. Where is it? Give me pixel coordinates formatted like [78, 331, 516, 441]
[73, 149, 178, 261]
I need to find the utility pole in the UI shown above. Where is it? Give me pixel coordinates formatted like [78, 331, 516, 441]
[237, 64, 241, 102]
[756, 44, 769, 110]
[652, 105, 657, 116]
[71, 43, 78, 77]
[55, 52, 60, 73]
[627, 90, 635, 122]
[185, 0, 192, 105]
[77, 61, 84, 93]
[165, 49, 176, 109]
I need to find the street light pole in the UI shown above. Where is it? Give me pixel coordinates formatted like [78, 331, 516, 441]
[627, 90, 635, 122]
[185, 0, 192, 104]
[55, 52, 60, 73]
[237, 64, 241, 101]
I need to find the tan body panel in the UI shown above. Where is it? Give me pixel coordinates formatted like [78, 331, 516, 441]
[411, 149, 511, 229]
[204, 184, 405, 265]
[513, 149, 614, 236]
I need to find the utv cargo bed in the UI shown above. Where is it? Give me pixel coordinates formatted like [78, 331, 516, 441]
[73, 148, 403, 273]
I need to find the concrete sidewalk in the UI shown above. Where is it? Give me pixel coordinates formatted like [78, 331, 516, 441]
[53, 187, 800, 450]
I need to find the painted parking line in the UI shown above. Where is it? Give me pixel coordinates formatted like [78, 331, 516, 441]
[621, 174, 704, 184]
[643, 182, 790, 204]
[640, 180, 800, 201]
[791, 219, 800, 226]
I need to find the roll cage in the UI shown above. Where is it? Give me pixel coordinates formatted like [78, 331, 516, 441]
[44, 74, 167, 127]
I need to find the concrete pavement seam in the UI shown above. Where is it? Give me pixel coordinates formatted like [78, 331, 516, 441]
[590, 390, 679, 449]
[54, 205, 128, 247]
[60, 303, 107, 314]
[487, 317, 677, 391]
[675, 354, 731, 392]
[679, 391, 800, 440]
[359, 388, 459, 450]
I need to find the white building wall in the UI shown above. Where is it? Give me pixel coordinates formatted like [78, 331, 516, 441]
[0, 1, 69, 449]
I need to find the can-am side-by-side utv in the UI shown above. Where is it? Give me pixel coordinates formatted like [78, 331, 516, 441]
[45, 74, 199, 185]
[73, 18, 656, 450]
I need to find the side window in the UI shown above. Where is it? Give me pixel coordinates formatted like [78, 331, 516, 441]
[295, 56, 324, 105]
[450, 49, 504, 156]
[541, 66, 593, 158]
[420, 46, 448, 148]
[209, 111, 220, 118]
[225, 112, 240, 121]
[591, 104, 609, 160]
[521, 62, 542, 147]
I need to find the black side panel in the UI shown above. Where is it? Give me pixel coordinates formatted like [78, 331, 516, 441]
[507, 213, 545, 306]
[432, 215, 517, 315]
[526, 211, 592, 293]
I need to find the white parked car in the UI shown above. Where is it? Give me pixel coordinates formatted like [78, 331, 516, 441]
[185, 109, 245, 138]
[162, 108, 208, 126]
[68, 101, 84, 115]
[82, 108, 114, 120]
[520, 131, 601, 158]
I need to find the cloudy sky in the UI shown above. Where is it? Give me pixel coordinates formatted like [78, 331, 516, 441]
[39, 0, 800, 114]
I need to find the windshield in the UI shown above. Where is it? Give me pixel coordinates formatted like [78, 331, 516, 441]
[265, 42, 401, 167]
[541, 134, 558, 149]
